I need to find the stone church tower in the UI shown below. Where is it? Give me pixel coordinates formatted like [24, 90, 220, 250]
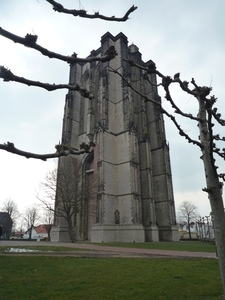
[51, 32, 178, 243]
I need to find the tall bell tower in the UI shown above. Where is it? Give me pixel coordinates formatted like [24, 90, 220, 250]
[51, 32, 179, 243]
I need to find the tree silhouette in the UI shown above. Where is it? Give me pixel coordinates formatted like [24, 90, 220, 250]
[177, 201, 199, 239]
[23, 205, 40, 240]
[38, 157, 97, 242]
[1, 198, 19, 230]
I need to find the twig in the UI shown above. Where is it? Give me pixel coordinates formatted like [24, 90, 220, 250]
[109, 67, 202, 148]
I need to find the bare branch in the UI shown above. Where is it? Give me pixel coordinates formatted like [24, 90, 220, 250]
[124, 58, 166, 81]
[0, 142, 94, 161]
[163, 84, 200, 121]
[46, 0, 137, 22]
[209, 132, 225, 161]
[125, 58, 198, 97]
[162, 109, 202, 148]
[211, 107, 225, 126]
[125, 59, 200, 121]
[108, 67, 161, 106]
[143, 73, 162, 87]
[212, 148, 225, 160]
[0, 66, 92, 98]
[0, 27, 117, 64]
[218, 173, 225, 181]
[110, 67, 202, 148]
[213, 134, 225, 142]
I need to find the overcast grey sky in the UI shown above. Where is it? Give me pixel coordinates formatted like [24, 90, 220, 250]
[0, 0, 225, 216]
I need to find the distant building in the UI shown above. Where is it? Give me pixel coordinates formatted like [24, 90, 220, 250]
[51, 32, 178, 243]
[34, 225, 49, 240]
[23, 225, 49, 240]
[0, 212, 12, 239]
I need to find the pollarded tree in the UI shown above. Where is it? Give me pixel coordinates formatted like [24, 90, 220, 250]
[0, 1, 137, 160]
[111, 60, 225, 293]
[177, 201, 199, 239]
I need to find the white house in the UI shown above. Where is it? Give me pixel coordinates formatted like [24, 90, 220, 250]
[23, 225, 48, 240]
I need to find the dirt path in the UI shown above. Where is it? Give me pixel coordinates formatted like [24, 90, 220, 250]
[0, 240, 217, 259]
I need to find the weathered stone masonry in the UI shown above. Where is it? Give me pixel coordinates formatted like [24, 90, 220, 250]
[51, 32, 179, 243]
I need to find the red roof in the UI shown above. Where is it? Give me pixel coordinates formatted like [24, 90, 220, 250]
[34, 225, 48, 234]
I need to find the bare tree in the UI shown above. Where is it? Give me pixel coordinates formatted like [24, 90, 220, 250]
[1, 198, 19, 230]
[38, 156, 97, 242]
[14, 220, 26, 237]
[41, 209, 54, 241]
[0, 2, 136, 160]
[177, 201, 199, 239]
[111, 60, 225, 293]
[23, 205, 40, 240]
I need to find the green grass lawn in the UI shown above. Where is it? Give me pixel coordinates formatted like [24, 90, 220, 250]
[92, 241, 216, 252]
[0, 256, 223, 300]
[1, 240, 216, 253]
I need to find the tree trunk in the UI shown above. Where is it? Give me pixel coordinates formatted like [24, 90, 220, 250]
[29, 225, 33, 240]
[198, 99, 225, 294]
[208, 188, 225, 284]
[188, 223, 192, 240]
[67, 218, 75, 243]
